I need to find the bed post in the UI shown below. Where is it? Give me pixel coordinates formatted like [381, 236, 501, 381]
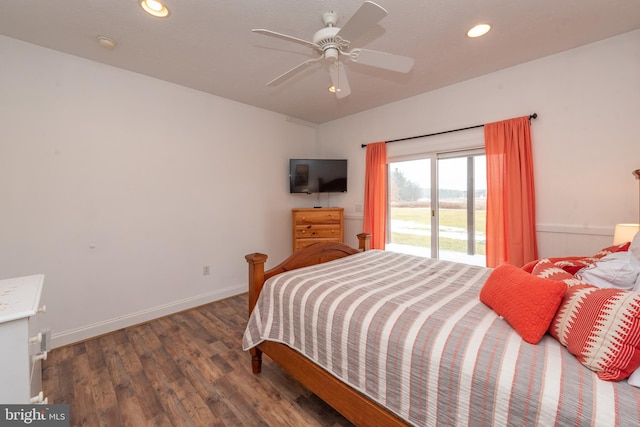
[357, 233, 371, 251]
[245, 252, 267, 374]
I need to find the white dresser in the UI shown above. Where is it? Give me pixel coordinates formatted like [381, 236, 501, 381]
[0, 274, 48, 404]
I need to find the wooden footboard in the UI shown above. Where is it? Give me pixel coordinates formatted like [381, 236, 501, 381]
[244, 233, 407, 427]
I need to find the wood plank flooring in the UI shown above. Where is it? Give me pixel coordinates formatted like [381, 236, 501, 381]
[42, 293, 353, 427]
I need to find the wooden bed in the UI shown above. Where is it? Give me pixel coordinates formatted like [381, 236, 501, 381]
[243, 233, 408, 426]
[243, 234, 640, 426]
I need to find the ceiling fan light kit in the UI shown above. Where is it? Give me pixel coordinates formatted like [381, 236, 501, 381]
[252, 1, 414, 99]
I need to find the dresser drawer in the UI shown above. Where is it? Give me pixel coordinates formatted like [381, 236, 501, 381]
[295, 237, 342, 251]
[293, 210, 342, 225]
[29, 312, 46, 403]
[294, 224, 342, 238]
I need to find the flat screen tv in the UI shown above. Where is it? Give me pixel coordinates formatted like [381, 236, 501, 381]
[289, 159, 347, 194]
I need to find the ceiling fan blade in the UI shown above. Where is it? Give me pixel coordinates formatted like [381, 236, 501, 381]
[348, 48, 414, 73]
[266, 57, 322, 87]
[252, 29, 319, 50]
[336, 1, 387, 44]
[329, 62, 351, 99]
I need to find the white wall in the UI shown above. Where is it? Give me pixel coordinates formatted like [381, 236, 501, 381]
[0, 35, 316, 347]
[318, 30, 640, 257]
[2, 29, 639, 347]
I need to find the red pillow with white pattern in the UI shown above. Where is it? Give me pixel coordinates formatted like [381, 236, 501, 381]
[549, 284, 640, 381]
[552, 242, 630, 275]
[523, 242, 631, 275]
[531, 258, 590, 288]
[593, 241, 632, 258]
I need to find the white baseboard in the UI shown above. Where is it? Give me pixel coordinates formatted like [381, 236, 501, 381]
[51, 283, 246, 349]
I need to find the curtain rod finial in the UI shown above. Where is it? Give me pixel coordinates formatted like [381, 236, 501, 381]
[529, 113, 538, 120]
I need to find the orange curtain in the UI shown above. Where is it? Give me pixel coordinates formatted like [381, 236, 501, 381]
[363, 142, 387, 249]
[485, 117, 538, 267]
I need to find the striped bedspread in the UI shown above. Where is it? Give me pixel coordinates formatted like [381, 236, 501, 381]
[242, 250, 640, 426]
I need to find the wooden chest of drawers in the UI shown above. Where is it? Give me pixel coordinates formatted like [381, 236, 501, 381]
[292, 208, 344, 252]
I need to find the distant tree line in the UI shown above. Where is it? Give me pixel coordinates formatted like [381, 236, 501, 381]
[390, 168, 486, 203]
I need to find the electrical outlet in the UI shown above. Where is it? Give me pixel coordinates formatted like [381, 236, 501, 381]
[203, 266, 210, 275]
[355, 204, 363, 213]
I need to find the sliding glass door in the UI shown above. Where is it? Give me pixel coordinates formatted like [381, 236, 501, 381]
[387, 157, 434, 257]
[436, 153, 486, 265]
[387, 151, 486, 266]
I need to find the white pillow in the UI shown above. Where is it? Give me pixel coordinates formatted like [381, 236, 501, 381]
[630, 231, 640, 261]
[576, 251, 640, 290]
[627, 231, 640, 291]
[619, 231, 640, 384]
[629, 366, 640, 387]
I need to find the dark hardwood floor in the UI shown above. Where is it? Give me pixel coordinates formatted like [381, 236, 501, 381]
[42, 293, 353, 426]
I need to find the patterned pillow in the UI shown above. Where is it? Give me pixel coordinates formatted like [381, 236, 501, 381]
[551, 258, 595, 275]
[549, 284, 640, 381]
[555, 242, 633, 274]
[480, 263, 567, 344]
[522, 242, 631, 275]
[593, 241, 632, 258]
[531, 258, 590, 287]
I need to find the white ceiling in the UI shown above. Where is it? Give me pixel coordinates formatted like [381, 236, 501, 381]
[2, 1, 640, 125]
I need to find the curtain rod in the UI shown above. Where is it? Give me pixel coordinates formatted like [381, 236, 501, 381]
[361, 113, 538, 148]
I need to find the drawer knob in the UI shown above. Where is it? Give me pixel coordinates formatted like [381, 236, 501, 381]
[32, 351, 48, 363]
[30, 391, 47, 404]
[29, 332, 43, 344]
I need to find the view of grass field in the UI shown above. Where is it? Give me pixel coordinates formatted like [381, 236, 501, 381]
[388, 155, 487, 262]
[390, 206, 486, 255]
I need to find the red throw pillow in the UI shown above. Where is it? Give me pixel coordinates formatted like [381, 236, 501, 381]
[549, 284, 640, 381]
[480, 263, 567, 344]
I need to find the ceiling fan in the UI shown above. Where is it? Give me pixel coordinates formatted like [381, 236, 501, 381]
[252, 1, 414, 99]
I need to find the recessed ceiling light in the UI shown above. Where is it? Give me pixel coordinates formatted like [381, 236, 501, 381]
[140, 0, 170, 18]
[467, 23, 491, 38]
[96, 36, 116, 50]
